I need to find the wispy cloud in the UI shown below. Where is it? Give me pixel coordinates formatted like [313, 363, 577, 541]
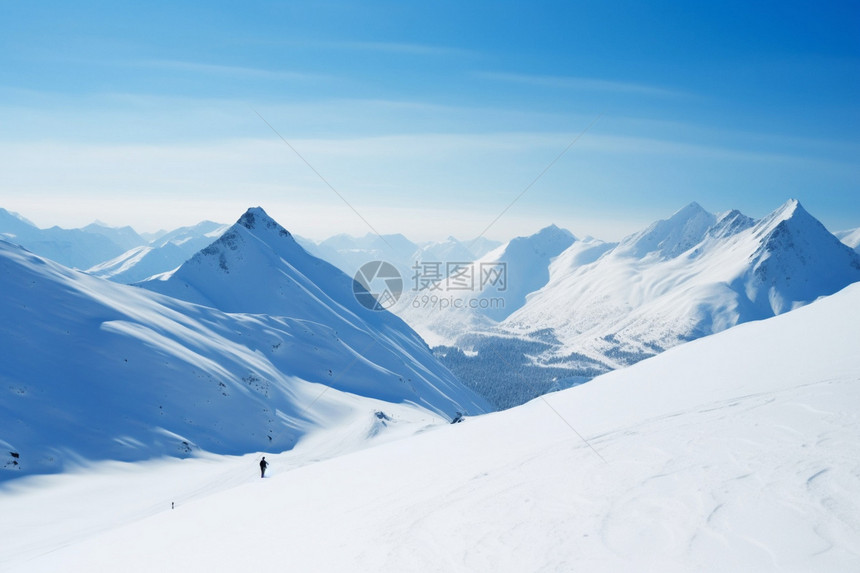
[2, 129, 856, 240]
[136, 59, 330, 82]
[310, 40, 480, 58]
[477, 72, 686, 98]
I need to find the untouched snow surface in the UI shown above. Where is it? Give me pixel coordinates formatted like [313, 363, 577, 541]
[3, 282, 859, 572]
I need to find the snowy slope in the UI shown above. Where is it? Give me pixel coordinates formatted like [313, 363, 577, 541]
[4, 281, 859, 572]
[502, 200, 860, 369]
[0, 232, 488, 478]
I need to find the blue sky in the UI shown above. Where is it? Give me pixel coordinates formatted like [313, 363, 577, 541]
[1, 0, 858, 241]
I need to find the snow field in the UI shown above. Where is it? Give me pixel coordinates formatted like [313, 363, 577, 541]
[4, 283, 859, 572]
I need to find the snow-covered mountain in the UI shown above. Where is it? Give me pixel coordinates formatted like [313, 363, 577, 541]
[135, 207, 490, 412]
[502, 200, 860, 370]
[87, 221, 230, 284]
[0, 208, 232, 284]
[422, 200, 860, 408]
[5, 280, 859, 572]
[0, 210, 489, 478]
[0, 208, 142, 270]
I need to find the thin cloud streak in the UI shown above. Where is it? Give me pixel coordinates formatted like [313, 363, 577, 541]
[309, 39, 481, 58]
[477, 71, 687, 98]
[136, 59, 330, 82]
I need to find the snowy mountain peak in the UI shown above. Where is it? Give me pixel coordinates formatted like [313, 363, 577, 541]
[536, 223, 573, 238]
[754, 198, 806, 232]
[707, 209, 755, 240]
[776, 197, 801, 216]
[674, 201, 708, 219]
[504, 224, 576, 257]
[237, 206, 291, 238]
[743, 201, 860, 315]
[140, 208, 346, 318]
[618, 201, 717, 259]
[753, 199, 837, 249]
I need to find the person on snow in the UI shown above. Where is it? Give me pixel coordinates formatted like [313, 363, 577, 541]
[260, 456, 269, 478]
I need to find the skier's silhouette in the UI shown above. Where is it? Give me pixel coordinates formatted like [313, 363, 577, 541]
[260, 456, 269, 478]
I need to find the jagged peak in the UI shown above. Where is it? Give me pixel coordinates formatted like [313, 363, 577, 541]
[778, 198, 801, 214]
[753, 199, 818, 238]
[236, 207, 292, 238]
[749, 200, 860, 278]
[708, 209, 755, 240]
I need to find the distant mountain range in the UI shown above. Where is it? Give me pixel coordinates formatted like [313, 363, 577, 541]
[409, 201, 860, 408]
[297, 232, 503, 288]
[0, 208, 502, 285]
[0, 208, 145, 270]
[2, 202, 859, 412]
[87, 221, 231, 283]
[503, 200, 860, 365]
